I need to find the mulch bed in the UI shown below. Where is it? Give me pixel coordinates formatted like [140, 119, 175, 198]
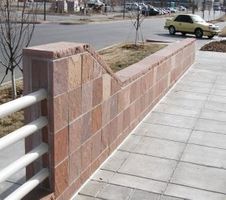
[200, 40, 226, 53]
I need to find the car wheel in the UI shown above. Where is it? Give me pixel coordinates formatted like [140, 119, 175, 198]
[169, 26, 176, 35]
[208, 35, 214, 39]
[195, 28, 203, 38]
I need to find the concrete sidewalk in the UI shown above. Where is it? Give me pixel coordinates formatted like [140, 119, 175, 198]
[73, 50, 226, 200]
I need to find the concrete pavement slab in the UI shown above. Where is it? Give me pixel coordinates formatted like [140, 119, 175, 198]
[165, 184, 226, 200]
[204, 100, 226, 112]
[189, 130, 226, 149]
[120, 135, 185, 160]
[79, 181, 105, 197]
[177, 80, 213, 89]
[133, 123, 191, 143]
[211, 88, 226, 97]
[200, 109, 226, 122]
[92, 170, 167, 194]
[96, 184, 133, 200]
[154, 103, 201, 118]
[161, 97, 205, 109]
[181, 144, 226, 168]
[101, 151, 130, 172]
[130, 190, 184, 200]
[166, 90, 209, 101]
[195, 118, 226, 134]
[118, 153, 177, 182]
[171, 162, 226, 194]
[171, 84, 211, 94]
[208, 95, 226, 104]
[144, 112, 197, 129]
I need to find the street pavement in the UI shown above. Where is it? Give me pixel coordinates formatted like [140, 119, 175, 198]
[73, 50, 226, 200]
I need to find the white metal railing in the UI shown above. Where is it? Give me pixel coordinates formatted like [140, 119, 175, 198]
[0, 88, 49, 200]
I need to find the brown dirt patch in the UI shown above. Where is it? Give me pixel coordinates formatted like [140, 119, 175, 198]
[200, 40, 226, 53]
[99, 42, 167, 72]
[0, 81, 24, 138]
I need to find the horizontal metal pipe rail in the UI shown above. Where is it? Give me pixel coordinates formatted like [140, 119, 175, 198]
[0, 89, 47, 118]
[0, 89, 49, 200]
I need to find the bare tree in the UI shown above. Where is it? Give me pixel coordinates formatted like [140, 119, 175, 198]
[129, 9, 145, 46]
[0, 0, 37, 99]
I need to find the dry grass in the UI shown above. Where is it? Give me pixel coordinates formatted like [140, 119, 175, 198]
[99, 42, 167, 72]
[0, 81, 24, 138]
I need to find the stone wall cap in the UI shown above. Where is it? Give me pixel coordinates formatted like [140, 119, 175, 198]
[23, 42, 89, 59]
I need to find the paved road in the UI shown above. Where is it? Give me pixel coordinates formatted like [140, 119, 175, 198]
[0, 11, 225, 84]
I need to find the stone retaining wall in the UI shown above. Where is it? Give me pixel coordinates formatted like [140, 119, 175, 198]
[23, 38, 195, 199]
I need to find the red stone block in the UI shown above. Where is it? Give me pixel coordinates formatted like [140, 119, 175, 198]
[69, 117, 82, 154]
[110, 94, 118, 120]
[69, 148, 81, 184]
[111, 78, 120, 96]
[82, 81, 93, 113]
[109, 117, 118, 145]
[82, 53, 94, 83]
[92, 61, 103, 79]
[68, 87, 82, 122]
[81, 112, 92, 143]
[79, 166, 92, 185]
[156, 60, 171, 82]
[93, 77, 103, 107]
[123, 107, 130, 130]
[117, 86, 130, 113]
[91, 131, 102, 162]
[130, 102, 136, 124]
[102, 74, 111, 101]
[52, 93, 69, 133]
[92, 105, 102, 134]
[55, 159, 69, 197]
[117, 112, 124, 135]
[81, 140, 92, 172]
[130, 80, 140, 103]
[54, 127, 69, 165]
[68, 55, 82, 91]
[101, 123, 111, 150]
[50, 58, 69, 97]
[102, 99, 111, 127]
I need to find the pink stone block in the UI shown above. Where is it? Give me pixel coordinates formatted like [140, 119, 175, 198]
[54, 127, 69, 165]
[82, 53, 94, 83]
[69, 117, 82, 154]
[92, 77, 103, 107]
[110, 94, 118, 120]
[117, 86, 130, 113]
[92, 105, 102, 134]
[81, 140, 92, 172]
[52, 93, 69, 133]
[111, 78, 120, 96]
[81, 112, 92, 143]
[102, 74, 111, 101]
[92, 61, 103, 79]
[68, 87, 82, 122]
[102, 99, 111, 127]
[69, 148, 81, 184]
[91, 131, 102, 162]
[82, 81, 93, 113]
[55, 159, 69, 197]
[50, 58, 69, 96]
[68, 55, 82, 91]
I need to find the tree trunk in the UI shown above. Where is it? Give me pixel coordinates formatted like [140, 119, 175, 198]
[11, 69, 17, 99]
